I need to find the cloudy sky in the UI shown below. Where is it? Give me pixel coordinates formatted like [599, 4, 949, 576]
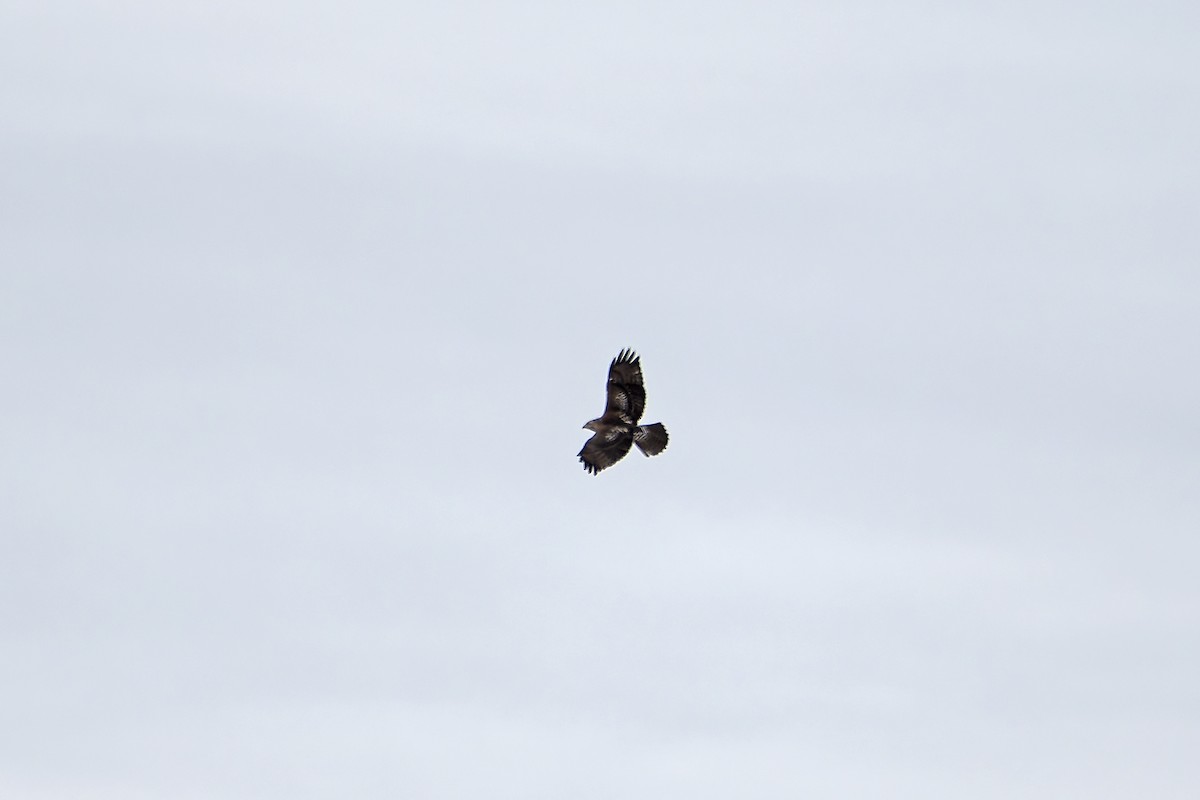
[3, 1, 1198, 797]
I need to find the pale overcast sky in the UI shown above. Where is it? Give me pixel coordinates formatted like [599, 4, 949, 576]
[3, 1, 1199, 798]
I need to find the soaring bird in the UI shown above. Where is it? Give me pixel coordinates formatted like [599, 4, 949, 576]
[578, 348, 669, 474]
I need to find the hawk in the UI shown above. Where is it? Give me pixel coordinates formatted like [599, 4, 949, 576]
[578, 348, 669, 474]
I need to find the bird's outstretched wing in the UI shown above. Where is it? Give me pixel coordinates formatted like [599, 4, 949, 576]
[602, 348, 646, 424]
[578, 426, 634, 474]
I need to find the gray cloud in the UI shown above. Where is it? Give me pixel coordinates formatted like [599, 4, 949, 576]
[2, 1, 1198, 797]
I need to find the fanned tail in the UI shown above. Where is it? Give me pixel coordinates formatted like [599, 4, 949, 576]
[633, 423, 668, 457]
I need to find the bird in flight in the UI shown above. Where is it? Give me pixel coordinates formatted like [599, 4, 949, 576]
[578, 348, 669, 474]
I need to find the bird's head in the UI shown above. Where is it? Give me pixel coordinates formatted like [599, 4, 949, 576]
[582, 419, 603, 432]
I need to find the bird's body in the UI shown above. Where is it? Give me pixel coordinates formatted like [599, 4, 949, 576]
[578, 349, 669, 474]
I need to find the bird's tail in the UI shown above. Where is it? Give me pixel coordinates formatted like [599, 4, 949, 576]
[634, 423, 668, 457]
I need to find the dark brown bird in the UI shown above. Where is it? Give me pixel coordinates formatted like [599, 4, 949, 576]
[578, 348, 669, 474]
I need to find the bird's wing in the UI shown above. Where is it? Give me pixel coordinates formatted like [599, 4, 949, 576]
[602, 348, 646, 424]
[578, 426, 634, 474]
